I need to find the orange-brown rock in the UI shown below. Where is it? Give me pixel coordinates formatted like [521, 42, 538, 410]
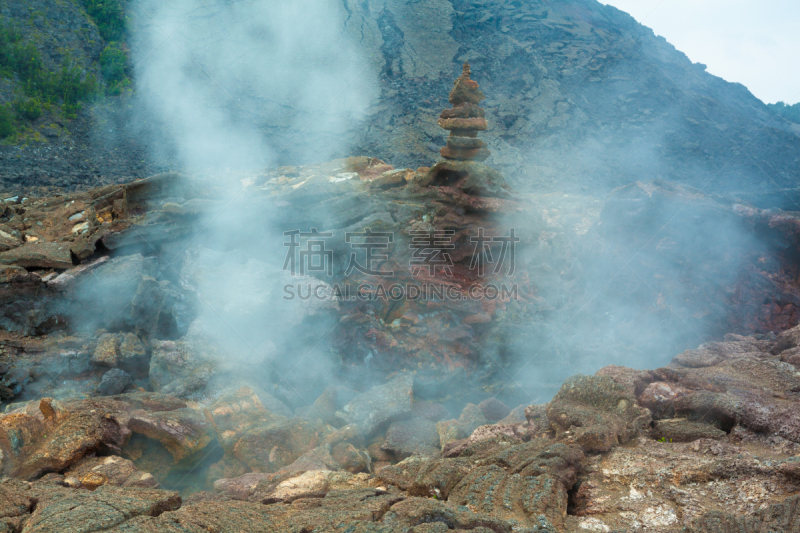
[440, 146, 491, 162]
[437, 63, 491, 161]
[448, 62, 485, 105]
[440, 102, 485, 119]
[437, 117, 487, 131]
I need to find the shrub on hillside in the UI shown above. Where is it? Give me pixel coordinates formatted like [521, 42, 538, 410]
[0, 105, 14, 138]
[13, 97, 42, 121]
[100, 42, 129, 94]
[81, 0, 126, 42]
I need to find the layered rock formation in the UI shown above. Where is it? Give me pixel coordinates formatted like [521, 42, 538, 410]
[438, 63, 490, 162]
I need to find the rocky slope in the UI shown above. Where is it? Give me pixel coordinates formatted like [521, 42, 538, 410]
[2, 0, 799, 208]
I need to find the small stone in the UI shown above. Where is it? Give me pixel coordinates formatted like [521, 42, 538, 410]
[91, 333, 120, 367]
[97, 368, 132, 396]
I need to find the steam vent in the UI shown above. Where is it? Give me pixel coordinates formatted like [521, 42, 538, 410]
[438, 62, 490, 162]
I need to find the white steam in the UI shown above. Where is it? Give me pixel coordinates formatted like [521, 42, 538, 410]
[131, 0, 379, 170]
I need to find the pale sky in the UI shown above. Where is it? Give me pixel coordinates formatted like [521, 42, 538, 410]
[601, 0, 800, 104]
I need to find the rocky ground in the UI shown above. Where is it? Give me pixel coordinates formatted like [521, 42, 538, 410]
[0, 100, 176, 198]
[2, 331, 800, 531]
[0, 159, 800, 531]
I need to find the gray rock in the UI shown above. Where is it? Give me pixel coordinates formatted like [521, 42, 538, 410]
[458, 403, 488, 437]
[65, 254, 159, 333]
[97, 368, 132, 396]
[336, 374, 414, 435]
[130, 276, 165, 334]
[477, 398, 511, 422]
[382, 417, 440, 458]
[148, 320, 218, 398]
[0, 242, 73, 269]
[411, 401, 450, 422]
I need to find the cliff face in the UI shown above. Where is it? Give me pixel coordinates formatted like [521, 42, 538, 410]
[342, 0, 799, 204]
[1, 0, 799, 209]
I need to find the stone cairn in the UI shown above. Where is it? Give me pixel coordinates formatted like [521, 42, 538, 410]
[438, 62, 490, 162]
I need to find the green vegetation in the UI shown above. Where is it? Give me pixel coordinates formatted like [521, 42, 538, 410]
[13, 97, 42, 120]
[0, 0, 132, 139]
[100, 42, 130, 95]
[0, 104, 14, 138]
[81, 0, 132, 96]
[0, 19, 99, 136]
[80, 0, 126, 42]
[768, 102, 800, 124]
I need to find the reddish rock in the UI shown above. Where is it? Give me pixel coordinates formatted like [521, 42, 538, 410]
[436, 63, 491, 162]
[639, 381, 693, 419]
[0, 413, 45, 474]
[13, 410, 126, 480]
[206, 387, 285, 453]
[652, 418, 726, 442]
[0, 241, 74, 269]
[331, 442, 371, 473]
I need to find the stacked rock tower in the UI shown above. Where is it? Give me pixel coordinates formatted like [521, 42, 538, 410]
[438, 62, 490, 162]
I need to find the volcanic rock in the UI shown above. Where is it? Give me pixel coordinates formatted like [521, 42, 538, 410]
[127, 407, 214, 464]
[418, 159, 509, 198]
[457, 403, 489, 436]
[21, 483, 181, 533]
[639, 381, 693, 419]
[232, 419, 320, 473]
[96, 368, 132, 396]
[278, 444, 340, 474]
[410, 401, 450, 423]
[546, 374, 651, 453]
[205, 387, 287, 454]
[330, 442, 371, 473]
[63, 455, 159, 490]
[13, 409, 126, 480]
[0, 242, 74, 269]
[0, 413, 45, 474]
[148, 321, 219, 398]
[447, 441, 584, 531]
[381, 417, 440, 458]
[477, 398, 511, 422]
[436, 63, 491, 163]
[65, 253, 160, 333]
[652, 418, 726, 443]
[335, 374, 414, 436]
